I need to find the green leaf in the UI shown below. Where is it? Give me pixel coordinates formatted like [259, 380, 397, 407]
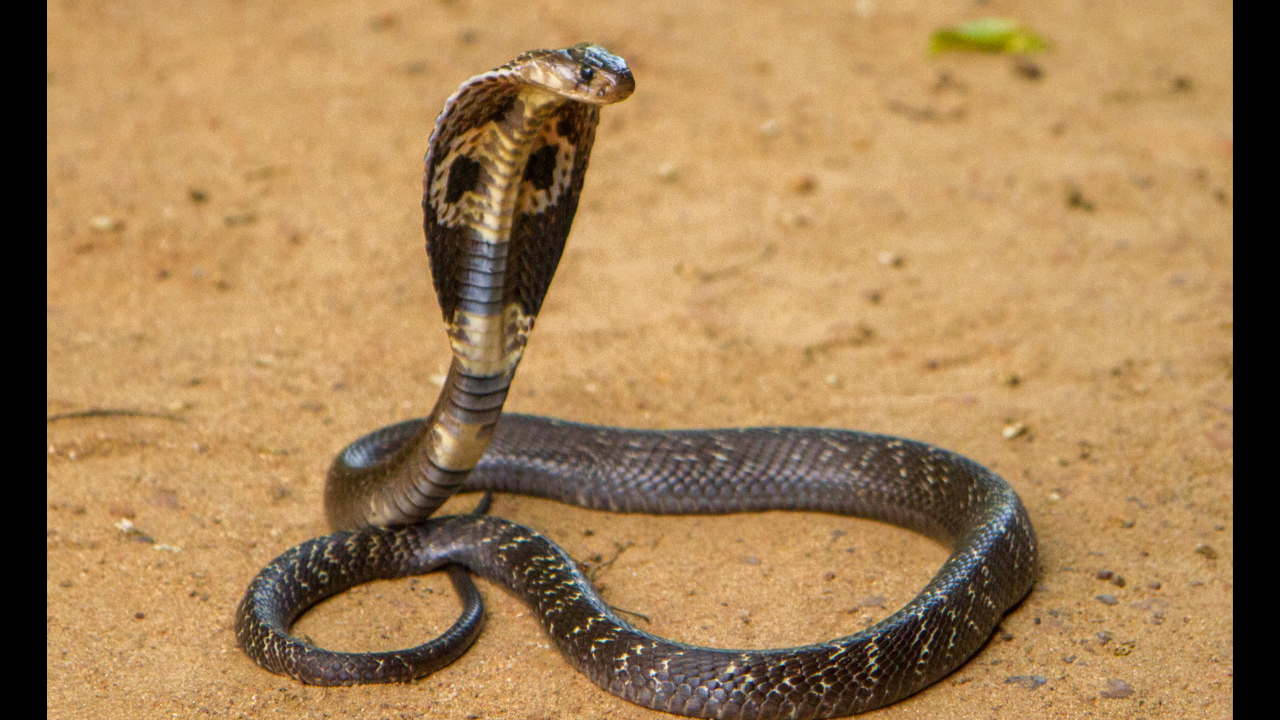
[931, 18, 1047, 54]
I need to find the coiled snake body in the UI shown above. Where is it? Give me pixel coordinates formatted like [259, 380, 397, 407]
[235, 45, 1037, 719]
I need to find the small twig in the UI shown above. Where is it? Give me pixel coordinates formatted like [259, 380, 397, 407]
[582, 540, 636, 584]
[609, 605, 651, 624]
[46, 408, 187, 424]
[598, 540, 635, 572]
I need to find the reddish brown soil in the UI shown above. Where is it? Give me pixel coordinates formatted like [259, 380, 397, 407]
[48, 2, 1232, 718]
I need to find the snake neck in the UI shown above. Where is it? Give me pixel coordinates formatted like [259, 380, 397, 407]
[377, 93, 567, 528]
[325, 45, 634, 531]
[435, 89, 564, 377]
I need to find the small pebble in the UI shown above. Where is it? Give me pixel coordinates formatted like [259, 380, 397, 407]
[877, 250, 903, 267]
[1002, 421, 1027, 440]
[789, 174, 818, 194]
[1095, 594, 1119, 605]
[1066, 186, 1095, 211]
[1012, 57, 1043, 80]
[90, 216, 124, 232]
[1004, 675, 1046, 690]
[1099, 678, 1134, 699]
[1194, 543, 1217, 559]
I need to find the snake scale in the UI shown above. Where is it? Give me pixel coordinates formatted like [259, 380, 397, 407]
[235, 44, 1038, 719]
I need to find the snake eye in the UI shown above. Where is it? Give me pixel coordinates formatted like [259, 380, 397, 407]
[578, 66, 595, 84]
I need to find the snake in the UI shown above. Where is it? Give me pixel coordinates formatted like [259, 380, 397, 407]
[234, 44, 1038, 719]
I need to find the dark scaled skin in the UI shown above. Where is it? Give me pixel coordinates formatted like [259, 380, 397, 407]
[238, 416, 1037, 718]
[235, 43, 1037, 720]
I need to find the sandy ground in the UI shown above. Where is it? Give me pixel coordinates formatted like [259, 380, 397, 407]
[47, 1, 1232, 718]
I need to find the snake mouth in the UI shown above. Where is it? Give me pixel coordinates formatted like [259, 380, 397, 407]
[589, 66, 635, 104]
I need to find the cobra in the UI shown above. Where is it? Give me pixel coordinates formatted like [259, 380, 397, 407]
[235, 44, 1037, 719]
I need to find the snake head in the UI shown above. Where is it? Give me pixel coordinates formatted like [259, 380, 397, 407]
[516, 43, 635, 105]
